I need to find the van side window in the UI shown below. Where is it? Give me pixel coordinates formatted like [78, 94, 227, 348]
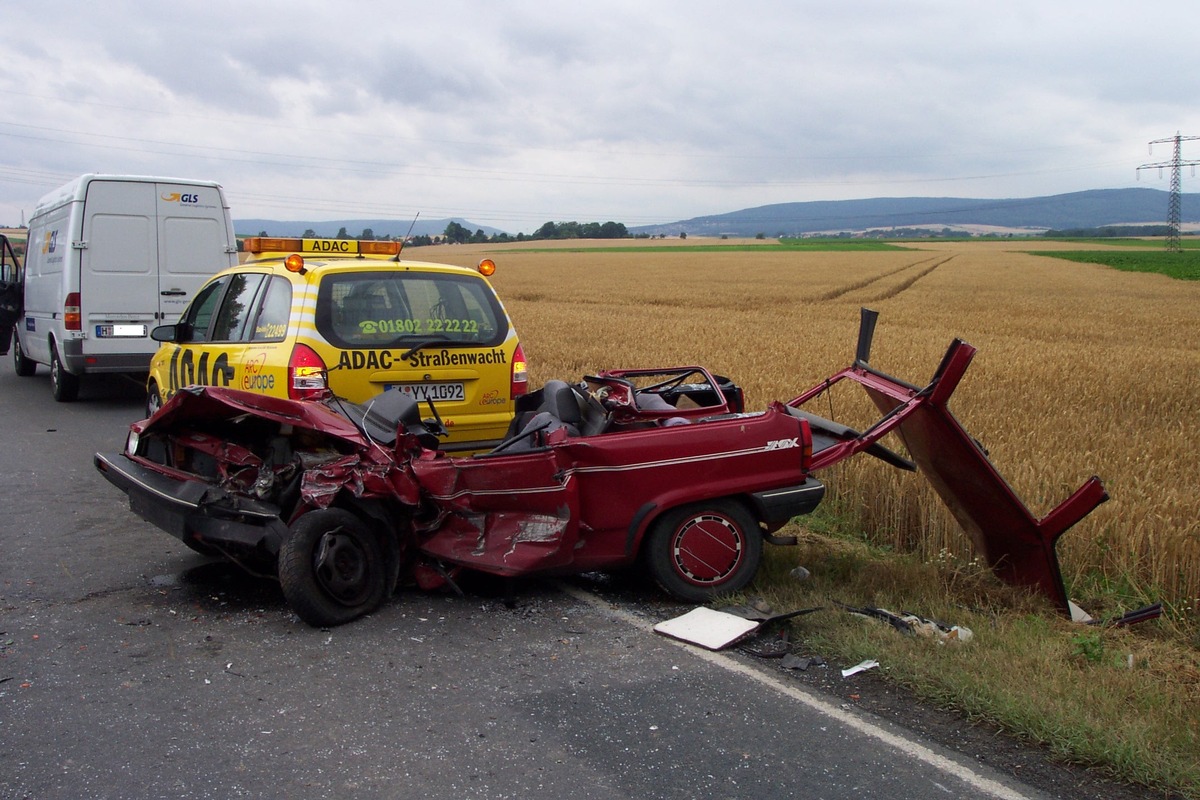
[211, 273, 265, 342]
[249, 277, 292, 342]
[183, 277, 229, 343]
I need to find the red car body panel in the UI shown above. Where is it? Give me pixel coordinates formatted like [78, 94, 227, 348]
[144, 383, 369, 442]
[411, 404, 810, 576]
[788, 311, 1108, 614]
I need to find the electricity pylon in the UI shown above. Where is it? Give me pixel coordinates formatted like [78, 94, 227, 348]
[1137, 133, 1200, 252]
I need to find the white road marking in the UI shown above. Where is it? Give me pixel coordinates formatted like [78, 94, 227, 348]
[560, 583, 1036, 800]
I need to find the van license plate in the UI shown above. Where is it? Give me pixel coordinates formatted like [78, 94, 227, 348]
[96, 324, 148, 338]
[389, 382, 465, 402]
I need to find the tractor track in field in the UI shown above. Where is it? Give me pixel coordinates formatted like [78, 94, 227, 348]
[816, 255, 953, 303]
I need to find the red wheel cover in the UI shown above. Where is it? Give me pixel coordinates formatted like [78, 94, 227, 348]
[670, 511, 745, 586]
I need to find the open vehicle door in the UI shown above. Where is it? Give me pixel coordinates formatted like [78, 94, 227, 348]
[0, 234, 23, 355]
[788, 309, 1109, 615]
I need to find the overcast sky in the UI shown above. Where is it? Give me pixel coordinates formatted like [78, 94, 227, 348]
[2, 1, 1197, 233]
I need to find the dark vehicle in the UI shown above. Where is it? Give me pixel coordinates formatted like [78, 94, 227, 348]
[95, 310, 1107, 626]
[0, 234, 23, 356]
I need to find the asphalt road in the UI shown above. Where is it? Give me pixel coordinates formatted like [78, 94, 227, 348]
[0, 363, 1122, 800]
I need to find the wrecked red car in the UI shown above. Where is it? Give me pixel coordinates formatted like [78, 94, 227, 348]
[95, 365, 836, 625]
[95, 310, 1106, 627]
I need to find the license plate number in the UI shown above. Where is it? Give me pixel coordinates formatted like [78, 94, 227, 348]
[96, 324, 147, 338]
[389, 382, 465, 402]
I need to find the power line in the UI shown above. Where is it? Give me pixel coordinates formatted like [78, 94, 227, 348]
[1137, 133, 1200, 252]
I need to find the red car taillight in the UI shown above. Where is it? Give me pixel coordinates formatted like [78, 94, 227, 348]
[64, 292, 81, 331]
[511, 343, 528, 399]
[797, 419, 814, 469]
[288, 344, 328, 400]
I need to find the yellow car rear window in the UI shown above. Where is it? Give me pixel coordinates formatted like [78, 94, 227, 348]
[316, 272, 505, 349]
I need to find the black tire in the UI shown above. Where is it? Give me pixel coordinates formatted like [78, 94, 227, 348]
[12, 331, 36, 377]
[278, 508, 388, 627]
[644, 499, 763, 602]
[50, 343, 79, 402]
[146, 381, 164, 418]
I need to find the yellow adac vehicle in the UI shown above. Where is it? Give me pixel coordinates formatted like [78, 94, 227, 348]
[146, 237, 527, 452]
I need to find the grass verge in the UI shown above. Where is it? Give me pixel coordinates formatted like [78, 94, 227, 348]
[745, 512, 1200, 798]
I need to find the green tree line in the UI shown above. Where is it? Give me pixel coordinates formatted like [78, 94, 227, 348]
[245, 220, 633, 249]
[435, 219, 629, 245]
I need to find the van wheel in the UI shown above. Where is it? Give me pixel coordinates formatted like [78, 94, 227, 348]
[12, 332, 36, 377]
[50, 344, 80, 402]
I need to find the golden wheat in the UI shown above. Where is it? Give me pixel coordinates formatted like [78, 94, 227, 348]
[435, 241, 1200, 614]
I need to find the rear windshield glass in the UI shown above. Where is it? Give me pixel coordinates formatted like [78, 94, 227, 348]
[315, 271, 507, 349]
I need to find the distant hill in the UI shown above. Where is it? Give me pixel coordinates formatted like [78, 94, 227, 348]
[234, 217, 504, 239]
[629, 188, 1200, 238]
[234, 188, 1198, 240]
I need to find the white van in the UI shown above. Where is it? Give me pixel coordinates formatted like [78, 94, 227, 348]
[6, 174, 237, 401]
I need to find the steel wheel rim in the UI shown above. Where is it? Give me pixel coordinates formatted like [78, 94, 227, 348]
[313, 529, 372, 606]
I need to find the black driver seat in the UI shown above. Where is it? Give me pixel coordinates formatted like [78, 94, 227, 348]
[540, 380, 582, 433]
[497, 379, 609, 452]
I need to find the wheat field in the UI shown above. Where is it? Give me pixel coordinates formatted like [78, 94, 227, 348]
[437, 239, 1200, 616]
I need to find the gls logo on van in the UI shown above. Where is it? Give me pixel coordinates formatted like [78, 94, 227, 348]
[160, 192, 200, 204]
[42, 230, 57, 254]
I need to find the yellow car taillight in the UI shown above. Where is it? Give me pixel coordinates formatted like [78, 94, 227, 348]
[288, 344, 328, 400]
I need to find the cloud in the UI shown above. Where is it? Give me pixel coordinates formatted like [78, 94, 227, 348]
[2, 0, 1198, 231]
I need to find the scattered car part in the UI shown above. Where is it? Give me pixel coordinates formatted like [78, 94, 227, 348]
[789, 308, 1108, 616]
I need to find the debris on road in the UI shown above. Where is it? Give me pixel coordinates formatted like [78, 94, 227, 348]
[652, 607, 761, 650]
[841, 659, 880, 677]
[781, 654, 826, 671]
[838, 603, 973, 645]
[738, 628, 791, 658]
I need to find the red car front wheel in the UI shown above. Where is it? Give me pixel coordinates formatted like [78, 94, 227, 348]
[279, 508, 388, 627]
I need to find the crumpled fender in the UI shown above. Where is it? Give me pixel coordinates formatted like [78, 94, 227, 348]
[299, 454, 406, 508]
[410, 447, 581, 575]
